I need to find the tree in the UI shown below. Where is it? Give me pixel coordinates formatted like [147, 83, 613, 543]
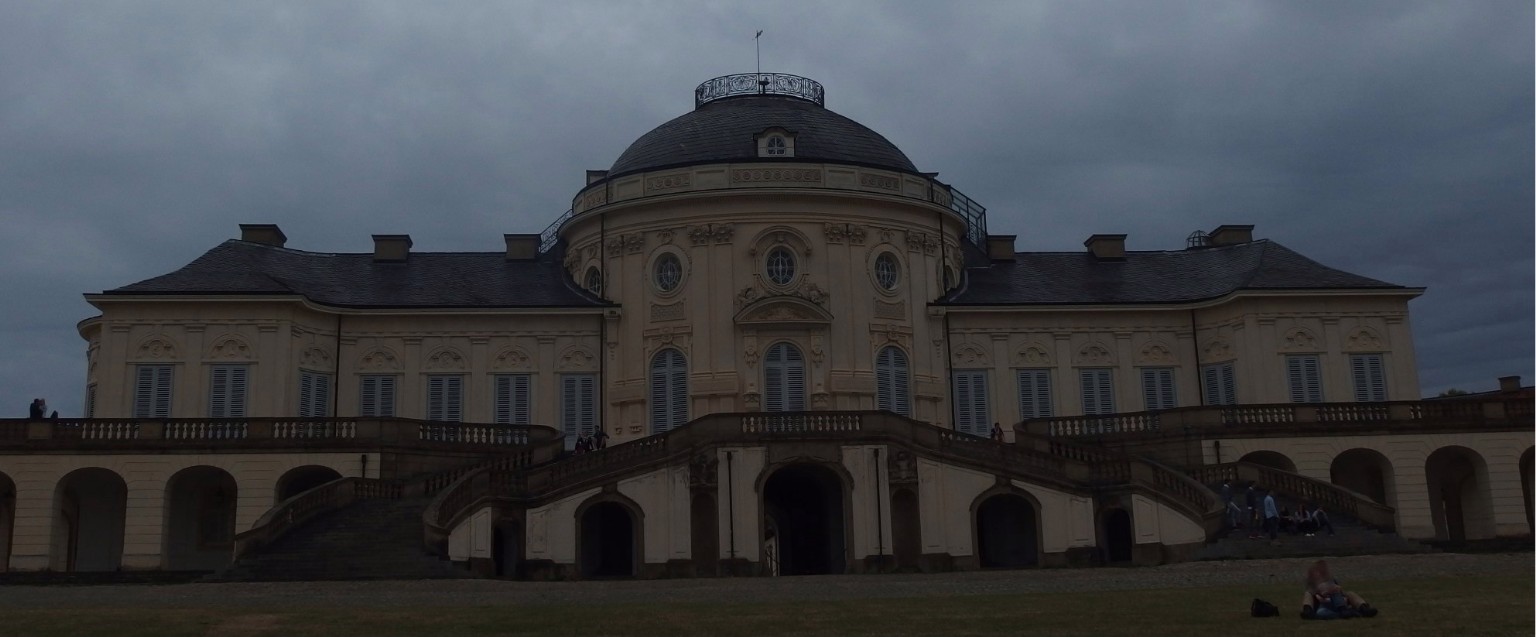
[1437, 388, 1470, 398]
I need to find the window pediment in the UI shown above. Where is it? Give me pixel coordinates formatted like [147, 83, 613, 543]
[733, 296, 833, 326]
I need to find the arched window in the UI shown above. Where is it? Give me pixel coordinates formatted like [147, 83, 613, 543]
[654, 253, 683, 293]
[584, 267, 603, 296]
[874, 253, 900, 291]
[766, 136, 787, 156]
[649, 349, 689, 434]
[763, 342, 806, 412]
[876, 346, 911, 417]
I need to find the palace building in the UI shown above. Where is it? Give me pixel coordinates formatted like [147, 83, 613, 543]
[0, 74, 1529, 579]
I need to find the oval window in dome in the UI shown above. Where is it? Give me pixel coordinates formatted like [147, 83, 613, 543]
[654, 253, 683, 292]
[875, 253, 900, 291]
[765, 248, 796, 286]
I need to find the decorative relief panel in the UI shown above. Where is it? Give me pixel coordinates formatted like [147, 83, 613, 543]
[888, 450, 918, 485]
[731, 168, 822, 184]
[859, 173, 900, 191]
[1016, 344, 1052, 366]
[654, 228, 675, 245]
[822, 223, 868, 245]
[358, 348, 401, 371]
[651, 301, 685, 322]
[424, 348, 467, 371]
[1344, 327, 1385, 352]
[687, 223, 734, 246]
[1137, 341, 1176, 365]
[810, 334, 826, 364]
[644, 326, 690, 358]
[870, 324, 914, 354]
[1076, 343, 1114, 365]
[1201, 339, 1234, 362]
[952, 343, 991, 367]
[734, 282, 830, 311]
[207, 335, 253, 360]
[689, 453, 718, 488]
[299, 346, 333, 370]
[136, 337, 179, 360]
[873, 299, 907, 320]
[1280, 328, 1322, 352]
[905, 230, 939, 255]
[582, 188, 607, 209]
[492, 347, 533, 370]
[558, 347, 597, 371]
[606, 233, 646, 256]
[645, 173, 691, 192]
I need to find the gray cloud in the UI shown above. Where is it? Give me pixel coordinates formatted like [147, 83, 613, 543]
[1, 0, 1529, 415]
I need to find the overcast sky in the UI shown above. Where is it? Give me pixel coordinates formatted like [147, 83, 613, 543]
[1, 1, 1530, 416]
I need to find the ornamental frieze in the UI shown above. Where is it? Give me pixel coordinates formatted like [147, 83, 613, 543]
[687, 223, 734, 245]
[905, 230, 939, 255]
[645, 173, 691, 192]
[651, 301, 685, 322]
[731, 168, 822, 184]
[859, 173, 900, 191]
[823, 223, 868, 245]
[582, 188, 607, 209]
[606, 233, 645, 256]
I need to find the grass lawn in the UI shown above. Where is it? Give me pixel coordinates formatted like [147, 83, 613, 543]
[2, 574, 1529, 637]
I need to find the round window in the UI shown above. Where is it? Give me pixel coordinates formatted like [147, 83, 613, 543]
[875, 253, 900, 290]
[765, 248, 796, 285]
[584, 267, 603, 295]
[654, 253, 683, 292]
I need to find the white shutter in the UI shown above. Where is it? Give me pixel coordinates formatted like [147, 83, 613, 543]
[1141, 368, 1176, 410]
[1287, 355, 1323, 403]
[764, 343, 805, 412]
[876, 347, 911, 417]
[300, 372, 332, 418]
[669, 354, 688, 428]
[1351, 354, 1387, 402]
[360, 375, 396, 417]
[951, 370, 989, 436]
[1220, 363, 1236, 405]
[134, 365, 173, 418]
[649, 350, 689, 434]
[427, 375, 463, 421]
[228, 366, 248, 418]
[209, 366, 229, 417]
[1016, 369, 1052, 420]
[561, 373, 597, 447]
[1201, 363, 1236, 405]
[1080, 369, 1114, 415]
[494, 374, 532, 424]
[784, 346, 805, 411]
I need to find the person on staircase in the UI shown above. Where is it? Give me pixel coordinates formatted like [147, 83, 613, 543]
[1262, 489, 1279, 541]
[592, 426, 609, 450]
[1303, 502, 1336, 537]
[1301, 560, 1378, 619]
[1245, 484, 1261, 538]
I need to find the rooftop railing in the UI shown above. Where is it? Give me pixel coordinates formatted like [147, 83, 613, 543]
[694, 73, 825, 108]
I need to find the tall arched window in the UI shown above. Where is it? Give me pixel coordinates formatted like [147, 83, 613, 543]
[763, 342, 806, 412]
[876, 346, 911, 417]
[649, 349, 689, 434]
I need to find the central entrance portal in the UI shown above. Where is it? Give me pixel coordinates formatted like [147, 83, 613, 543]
[763, 463, 845, 575]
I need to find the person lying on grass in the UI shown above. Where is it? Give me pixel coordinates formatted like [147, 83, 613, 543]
[1301, 559, 1379, 620]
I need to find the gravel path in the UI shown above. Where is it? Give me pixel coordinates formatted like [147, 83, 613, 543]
[0, 552, 1527, 609]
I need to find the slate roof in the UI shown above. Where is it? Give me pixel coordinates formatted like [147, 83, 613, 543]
[609, 95, 918, 177]
[943, 240, 1410, 306]
[102, 240, 607, 309]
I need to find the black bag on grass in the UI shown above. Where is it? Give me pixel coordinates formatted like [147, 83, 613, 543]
[1251, 598, 1280, 617]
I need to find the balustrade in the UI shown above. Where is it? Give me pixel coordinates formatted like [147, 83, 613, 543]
[1026, 396, 1528, 439]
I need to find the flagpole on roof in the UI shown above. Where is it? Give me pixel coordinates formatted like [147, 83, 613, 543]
[756, 30, 763, 76]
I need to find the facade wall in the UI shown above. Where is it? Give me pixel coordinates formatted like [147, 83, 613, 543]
[914, 458, 1094, 558]
[523, 487, 599, 564]
[617, 465, 692, 564]
[1130, 494, 1205, 546]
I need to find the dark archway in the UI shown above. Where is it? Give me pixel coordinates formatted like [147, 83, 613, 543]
[762, 463, 846, 575]
[1520, 447, 1533, 535]
[579, 501, 637, 578]
[1424, 446, 1493, 541]
[974, 492, 1039, 568]
[0, 471, 14, 572]
[493, 522, 520, 578]
[1239, 451, 1297, 473]
[274, 465, 343, 504]
[1330, 448, 1395, 506]
[689, 492, 719, 577]
[163, 466, 239, 570]
[890, 487, 922, 571]
[1102, 508, 1134, 564]
[51, 468, 127, 572]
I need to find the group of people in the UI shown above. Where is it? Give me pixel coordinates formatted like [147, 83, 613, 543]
[1221, 480, 1335, 540]
[28, 398, 57, 420]
[571, 427, 609, 454]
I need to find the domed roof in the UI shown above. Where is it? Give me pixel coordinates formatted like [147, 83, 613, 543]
[609, 74, 918, 177]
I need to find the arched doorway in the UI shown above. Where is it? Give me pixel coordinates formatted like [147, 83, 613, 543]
[578, 500, 638, 578]
[163, 466, 238, 570]
[50, 468, 127, 572]
[1239, 450, 1297, 473]
[274, 465, 343, 503]
[689, 492, 719, 577]
[1330, 448, 1395, 506]
[974, 492, 1039, 568]
[890, 487, 921, 571]
[1102, 508, 1133, 564]
[0, 471, 14, 572]
[1424, 446, 1493, 541]
[1521, 448, 1533, 534]
[762, 463, 846, 575]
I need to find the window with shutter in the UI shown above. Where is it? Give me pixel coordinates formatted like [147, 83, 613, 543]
[560, 373, 598, 448]
[951, 370, 990, 436]
[1140, 367, 1177, 410]
[875, 347, 911, 417]
[1200, 363, 1236, 405]
[359, 375, 397, 417]
[133, 365, 173, 418]
[1079, 368, 1115, 415]
[649, 349, 689, 434]
[1350, 354, 1387, 402]
[1016, 369, 1053, 420]
[1286, 355, 1323, 403]
[298, 371, 332, 418]
[426, 375, 464, 422]
[493, 374, 532, 424]
[763, 343, 805, 412]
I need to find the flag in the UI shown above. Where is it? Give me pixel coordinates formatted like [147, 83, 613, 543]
[756, 30, 763, 39]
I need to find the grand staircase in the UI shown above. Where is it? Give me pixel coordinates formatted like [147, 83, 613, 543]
[209, 497, 463, 582]
[1191, 515, 1433, 561]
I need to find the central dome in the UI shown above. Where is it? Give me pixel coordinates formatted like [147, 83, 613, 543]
[608, 74, 918, 177]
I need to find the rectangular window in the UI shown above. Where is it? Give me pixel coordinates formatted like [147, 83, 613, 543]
[133, 364, 173, 418]
[1350, 354, 1387, 402]
[85, 384, 98, 418]
[1016, 369, 1053, 420]
[359, 375, 397, 417]
[951, 370, 990, 437]
[1286, 355, 1324, 403]
[560, 373, 597, 448]
[299, 371, 332, 418]
[426, 375, 464, 422]
[494, 374, 533, 425]
[1140, 367, 1177, 411]
[208, 365, 249, 418]
[1079, 368, 1115, 415]
[1201, 362, 1237, 406]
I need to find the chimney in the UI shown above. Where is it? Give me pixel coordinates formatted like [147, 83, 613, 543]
[1209, 224, 1255, 246]
[1498, 375, 1522, 393]
[504, 234, 539, 260]
[239, 224, 287, 248]
[586, 170, 609, 185]
[987, 235, 1017, 262]
[1084, 234, 1127, 260]
[372, 234, 412, 262]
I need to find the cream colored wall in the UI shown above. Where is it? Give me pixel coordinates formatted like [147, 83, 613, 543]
[944, 293, 1420, 427]
[717, 446, 764, 561]
[617, 465, 692, 564]
[1130, 494, 1206, 546]
[523, 487, 598, 563]
[914, 459, 1096, 556]
[0, 452, 373, 571]
[448, 505, 494, 562]
[840, 445, 893, 559]
[1205, 432, 1532, 539]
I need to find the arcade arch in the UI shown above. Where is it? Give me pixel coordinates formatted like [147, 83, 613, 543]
[762, 463, 847, 575]
[1330, 448, 1396, 506]
[274, 465, 343, 503]
[1424, 446, 1494, 541]
[163, 466, 238, 570]
[577, 496, 641, 578]
[50, 468, 126, 572]
[972, 490, 1040, 568]
[1101, 508, 1133, 564]
[1238, 450, 1297, 473]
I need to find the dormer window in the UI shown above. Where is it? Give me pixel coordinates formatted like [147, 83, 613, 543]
[755, 127, 795, 158]
[766, 136, 787, 156]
